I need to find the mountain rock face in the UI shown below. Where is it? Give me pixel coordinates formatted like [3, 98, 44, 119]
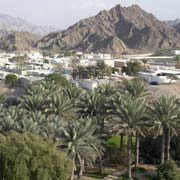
[175, 23, 180, 33]
[0, 31, 39, 52]
[165, 18, 180, 27]
[36, 4, 180, 54]
[0, 14, 56, 36]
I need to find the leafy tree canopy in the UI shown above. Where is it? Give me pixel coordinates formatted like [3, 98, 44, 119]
[5, 74, 19, 88]
[0, 132, 72, 180]
[122, 61, 143, 76]
[156, 160, 179, 180]
[46, 73, 69, 87]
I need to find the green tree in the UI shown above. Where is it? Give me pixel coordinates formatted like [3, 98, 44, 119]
[43, 59, 49, 63]
[64, 83, 84, 105]
[58, 117, 103, 180]
[78, 88, 111, 173]
[95, 83, 115, 97]
[5, 74, 19, 88]
[96, 61, 112, 78]
[20, 94, 45, 112]
[86, 65, 98, 79]
[72, 65, 88, 79]
[156, 160, 179, 180]
[45, 92, 74, 119]
[77, 91, 104, 118]
[107, 94, 147, 180]
[121, 78, 150, 100]
[174, 55, 180, 62]
[0, 106, 19, 132]
[11, 55, 27, 70]
[122, 61, 143, 76]
[0, 132, 72, 180]
[46, 73, 69, 87]
[17, 111, 45, 134]
[149, 96, 180, 164]
[121, 79, 150, 169]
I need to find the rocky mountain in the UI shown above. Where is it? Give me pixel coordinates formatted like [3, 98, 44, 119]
[165, 18, 180, 27]
[0, 31, 39, 52]
[0, 14, 56, 36]
[36, 4, 180, 54]
[175, 23, 180, 34]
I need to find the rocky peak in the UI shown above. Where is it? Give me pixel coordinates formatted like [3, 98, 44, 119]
[36, 4, 180, 54]
[0, 31, 39, 52]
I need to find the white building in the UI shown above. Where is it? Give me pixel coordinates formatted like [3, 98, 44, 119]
[139, 69, 180, 84]
[78, 79, 98, 90]
[171, 50, 180, 56]
[28, 51, 43, 59]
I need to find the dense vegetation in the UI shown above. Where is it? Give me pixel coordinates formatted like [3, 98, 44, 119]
[1, 76, 180, 180]
[0, 133, 72, 180]
[5, 74, 19, 87]
[72, 61, 112, 79]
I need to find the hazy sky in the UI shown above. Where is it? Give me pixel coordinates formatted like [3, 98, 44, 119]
[0, 0, 179, 29]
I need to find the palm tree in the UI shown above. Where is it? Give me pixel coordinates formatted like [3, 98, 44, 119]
[0, 106, 19, 132]
[45, 92, 74, 119]
[78, 89, 111, 173]
[64, 84, 84, 105]
[74, 65, 88, 79]
[86, 65, 98, 79]
[107, 94, 147, 180]
[120, 78, 150, 100]
[77, 91, 104, 118]
[96, 61, 112, 79]
[121, 79, 150, 169]
[57, 117, 103, 180]
[26, 80, 61, 97]
[95, 83, 115, 97]
[17, 111, 45, 134]
[149, 95, 180, 164]
[20, 94, 45, 112]
[117, 79, 150, 168]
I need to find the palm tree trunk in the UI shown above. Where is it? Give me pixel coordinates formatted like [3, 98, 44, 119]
[135, 132, 140, 170]
[127, 133, 132, 180]
[161, 130, 165, 164]
[99, 157, 103, 174]
[70, 156, 75, 180]
[120, 134, 124, 150]
[100, 118, 104, 134]
[79, 159, 84, 178]
[167, 128, 171, 161]
[77, 155, 84, 180]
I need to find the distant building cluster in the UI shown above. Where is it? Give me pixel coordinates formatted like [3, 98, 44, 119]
[0, 49, 180, 90]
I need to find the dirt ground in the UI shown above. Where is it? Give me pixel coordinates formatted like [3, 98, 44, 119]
[132, 165, 156, 180]
[148, 81, 180, 98]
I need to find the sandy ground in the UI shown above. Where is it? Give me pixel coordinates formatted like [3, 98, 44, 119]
[148, 81, 180, 98]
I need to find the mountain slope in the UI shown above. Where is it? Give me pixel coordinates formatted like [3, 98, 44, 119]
[165, 18, 180, 27]
[175, 23, 180, 33]
[0, 14, 56, 36]
[36, 4, 180, 54]
[0, 31, 39, 52]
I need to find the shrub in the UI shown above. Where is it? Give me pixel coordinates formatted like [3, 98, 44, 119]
[122, 61, 143, 76]
[156, 160, 179, 180]
[43, 59, 49, 63]
[46, 73, 69, 86]
[0, 132, 72, 180]
[140, 136, 161, 164]
[171, 135, 180, 163]
[105, 136, 135, 165]
[5, 74, 19, 87]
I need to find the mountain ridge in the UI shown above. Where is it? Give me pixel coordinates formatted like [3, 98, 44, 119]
[0, 13, 56, 37]
[0, 31, 39, 52]
[36, 4, 180, 54]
